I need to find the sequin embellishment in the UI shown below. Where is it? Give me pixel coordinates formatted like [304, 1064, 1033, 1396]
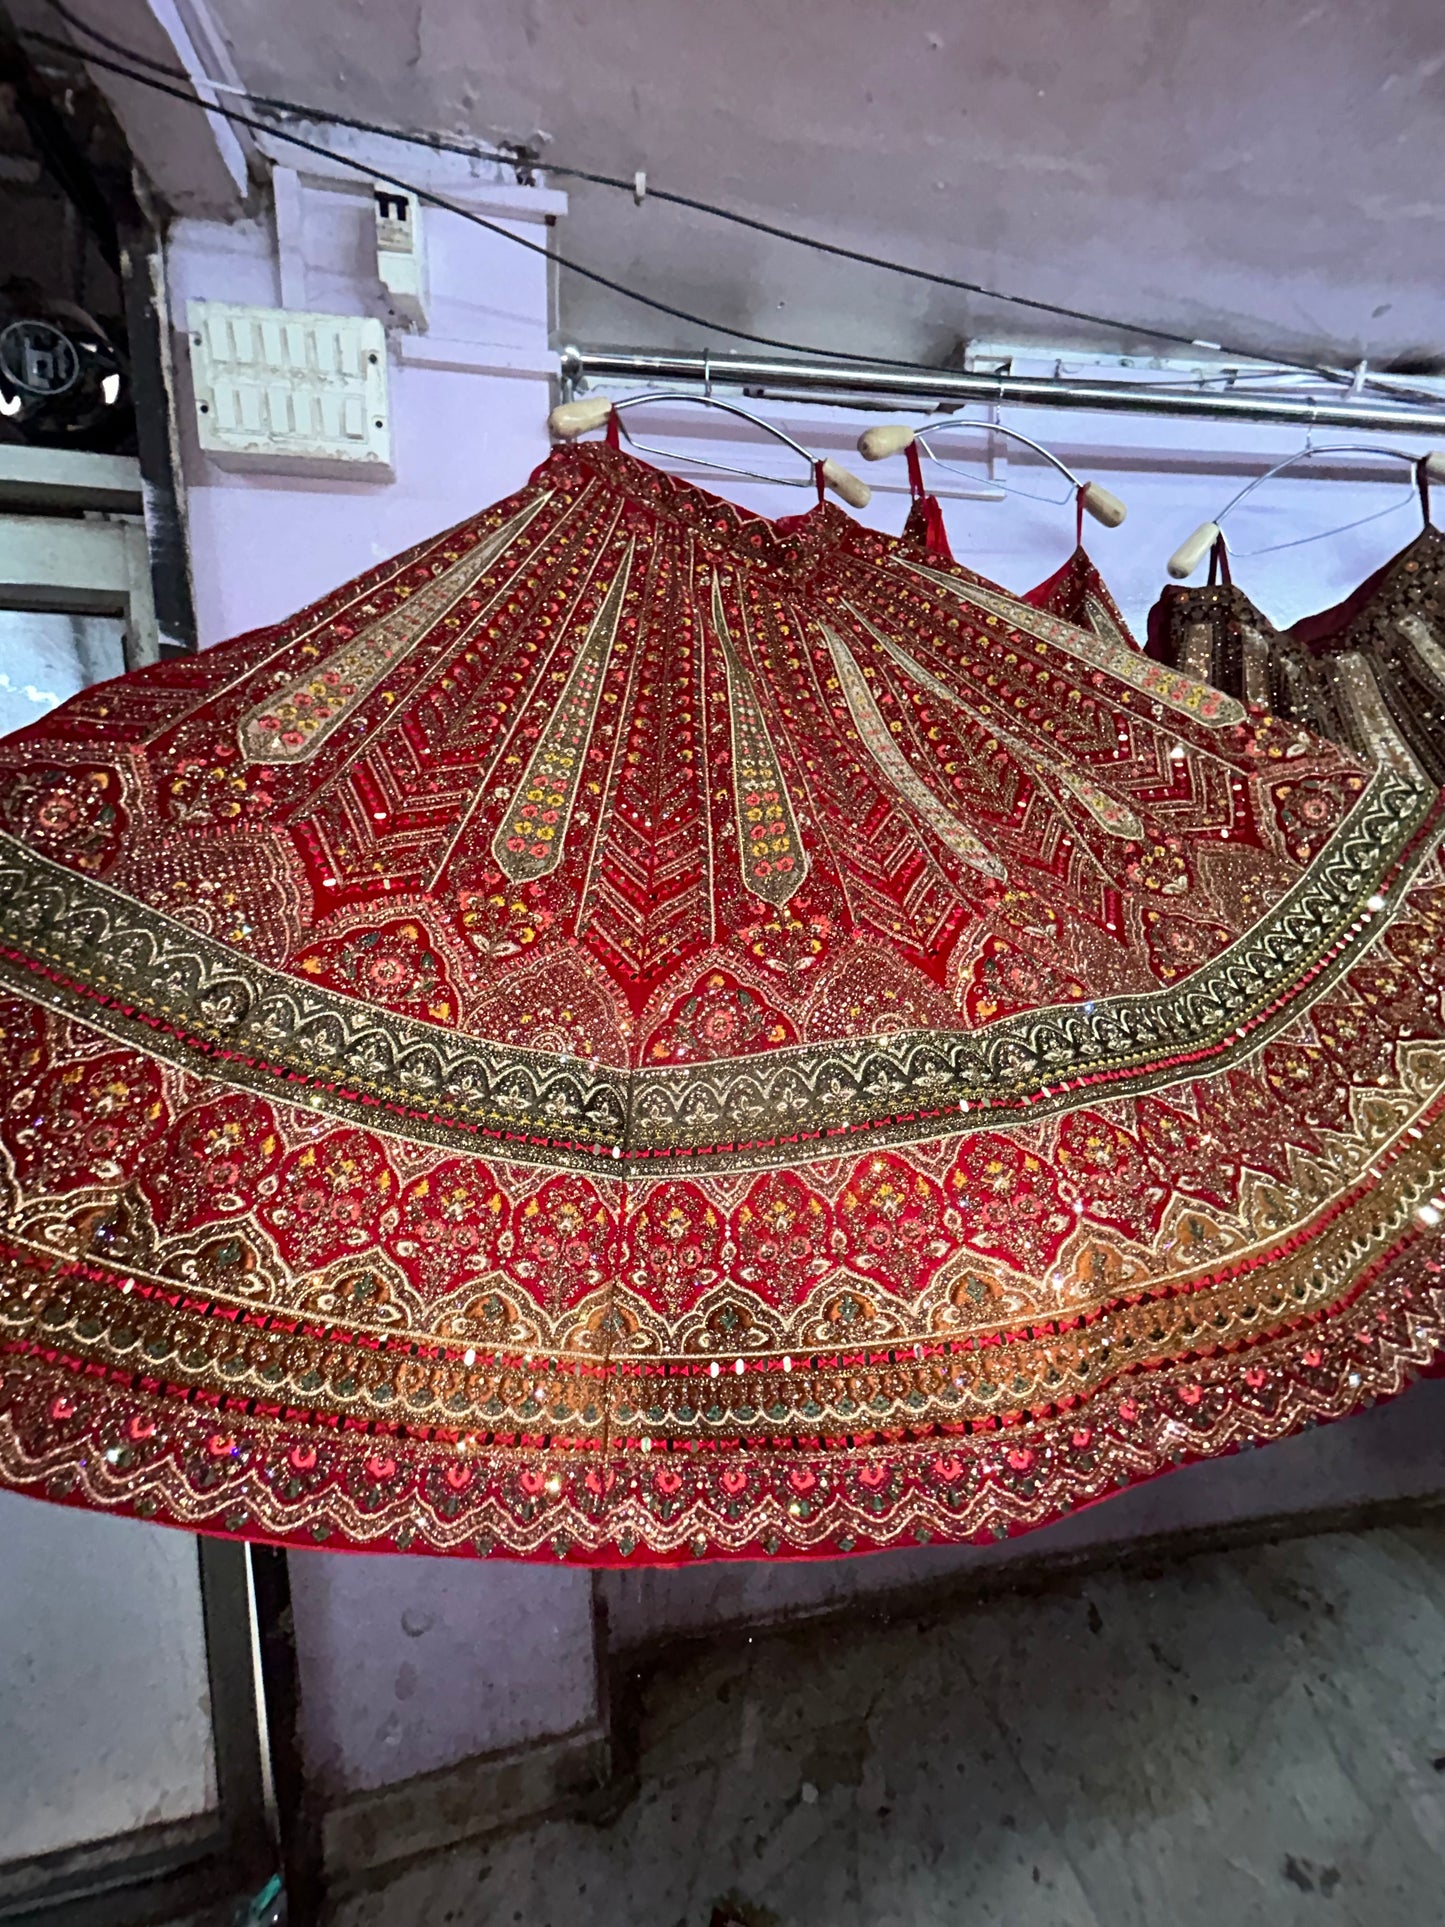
[239, 496, 549, 764]
[714, 577, 808, 905]
[494, 540, 634, 883]
[821, 622, 1006, 877]
[865, 622, 1145, 843]
[898, 556, 1246, 726]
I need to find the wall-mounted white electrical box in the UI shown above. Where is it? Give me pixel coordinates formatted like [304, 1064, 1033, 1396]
[187, 301, 393, 479]
[374, 185, 429, 331]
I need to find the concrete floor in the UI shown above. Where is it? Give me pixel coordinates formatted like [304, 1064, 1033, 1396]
[330, 1516, 1445, 1927]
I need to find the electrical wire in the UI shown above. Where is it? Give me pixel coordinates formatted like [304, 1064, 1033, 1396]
[29, 0, 1422, 394]
[23, 30, 953, 371]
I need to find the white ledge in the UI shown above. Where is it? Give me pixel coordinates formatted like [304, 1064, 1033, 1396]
[396, 337, 558, 378]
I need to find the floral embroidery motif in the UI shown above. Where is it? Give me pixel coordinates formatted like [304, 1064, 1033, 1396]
[295, 920, 459, 1023]
[713, 577, 808, 905]
[821, 623, 1006, 878]
[494, 541, 633, 883]
[0, 765, 123, 871]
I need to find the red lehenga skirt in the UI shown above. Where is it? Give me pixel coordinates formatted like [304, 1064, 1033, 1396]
[1, 438, 1443, 1563]
[901, 457, 1140, 649]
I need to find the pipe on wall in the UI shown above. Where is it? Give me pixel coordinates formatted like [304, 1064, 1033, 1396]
[561, 346, 1445, 438]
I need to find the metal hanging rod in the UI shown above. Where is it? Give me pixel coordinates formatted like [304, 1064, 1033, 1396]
[560, 346, 1445, 438]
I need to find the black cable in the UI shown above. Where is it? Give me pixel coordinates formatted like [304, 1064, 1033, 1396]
[32, 0, 1388, 387]
[26, 32, 958, 371]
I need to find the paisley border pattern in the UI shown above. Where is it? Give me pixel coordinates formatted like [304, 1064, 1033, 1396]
[0, 756, 1434, 1175]
[3, 1204, 1441, 1563]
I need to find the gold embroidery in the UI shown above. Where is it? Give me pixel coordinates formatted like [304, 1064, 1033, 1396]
[239, 496, 549, 764]
[713, 578, 809, 906]
[894, 556, 1246, 726]
[1082, 591, 1131, 654]
[1239, 628, 1273, 709]
[494, 541, 634, 884]
[1178, 622, 1215, 682]
[821, 623, 1006, 877]
[0, 743, 1426, 1173]
[1332, 652, 1425, 782]
[864, 621, 1145, 843]
[1397, 612, 1445, 692]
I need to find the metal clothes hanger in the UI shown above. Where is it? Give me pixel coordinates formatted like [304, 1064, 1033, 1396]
[547, 392, 872, 506]
[1167, 442, 1445, 579]
[855, 420, 1128, 524]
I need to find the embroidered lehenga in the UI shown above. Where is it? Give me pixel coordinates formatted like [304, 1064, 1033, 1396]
[901, 449, 1141, 650]
[1146, 489, 1445, 786]
[1, 436, 1442, 1563]
[1024, 537, 1139, 653]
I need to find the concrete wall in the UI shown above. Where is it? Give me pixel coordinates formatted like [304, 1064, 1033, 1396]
[0, 1494, 216, 1863]
[159, 144, 1445, 1802]
[286, 1552, 600, 1802]
[206, 0, 1445, 373]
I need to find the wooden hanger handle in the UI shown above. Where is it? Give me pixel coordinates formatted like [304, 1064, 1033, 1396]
[1168, 521, 1222, 581]
[857, 424, 917, 462]
[1426, 451, 1445, 483]
[548, 397, 613, 439]
[1080, 481, 1127, 528]
[822, 459, 872, 508]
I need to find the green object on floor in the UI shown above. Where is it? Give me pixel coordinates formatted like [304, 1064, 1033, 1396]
[237, 1874, 284, 1925]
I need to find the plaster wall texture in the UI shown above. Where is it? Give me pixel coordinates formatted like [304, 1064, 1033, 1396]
[0, 1494, 216, 1863]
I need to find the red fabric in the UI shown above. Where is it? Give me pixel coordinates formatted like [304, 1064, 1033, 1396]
[0, 441, 1440, 1563]
[900, 473, 1139, 647]
[1024, 547, 1140, 650]
[900, 446, 956, 558]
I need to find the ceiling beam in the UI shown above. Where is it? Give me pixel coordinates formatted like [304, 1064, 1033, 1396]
[27, 0, 253, 214]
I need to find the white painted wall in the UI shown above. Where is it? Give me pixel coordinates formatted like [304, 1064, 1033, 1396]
[286, 1553, 600, 1800]
[160, 143, 1445, 1793]
[166, 153, 561, 647]
[0, 1495, 216, 1863]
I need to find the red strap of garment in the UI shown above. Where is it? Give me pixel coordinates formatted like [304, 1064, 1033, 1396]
[1207, 534, 1233, 586]
[814, 460, 828, 508]
[1076, 484, 1087, 548]
[604, 408, 621, 449]
[904, 440, 955, 558]
[919, 494, 953, 559]
[1417, 456, 1432, 530]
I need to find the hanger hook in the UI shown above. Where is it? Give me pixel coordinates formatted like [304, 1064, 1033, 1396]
[558, 389, 872, 505]
[856, 420, 1125, 521]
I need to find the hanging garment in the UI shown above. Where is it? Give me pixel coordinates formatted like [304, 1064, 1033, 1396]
[1, 436, 1444, 1565]
[901, 447, 1140, 647]
[1023, 494, 1140, 652]
[1146, 479, 1445, 784]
